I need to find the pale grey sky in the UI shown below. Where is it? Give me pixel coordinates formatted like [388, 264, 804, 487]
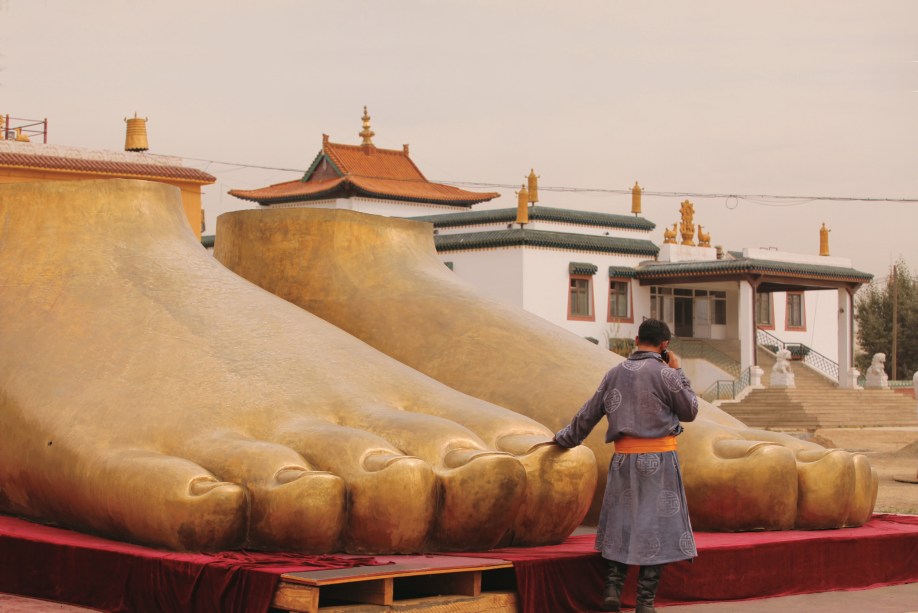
[2, 0, 916, 279]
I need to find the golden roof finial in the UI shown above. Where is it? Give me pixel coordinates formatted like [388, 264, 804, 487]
[516, 183, 530, 224]
[527, 169, 539, 204]
[124, 113, 149, 152]
[631, 181, 642, 215]
[359, 106, 375, 146]
[14, 127, 30, 143]
[819, 223, 831, 256]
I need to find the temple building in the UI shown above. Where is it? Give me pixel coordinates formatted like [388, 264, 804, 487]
[227, 110, 873, 392]
[229, 107, 498, 216]
[0, 113, 215, 238]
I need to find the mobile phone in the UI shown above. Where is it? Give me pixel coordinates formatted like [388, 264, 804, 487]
[661, 349, 670, 364]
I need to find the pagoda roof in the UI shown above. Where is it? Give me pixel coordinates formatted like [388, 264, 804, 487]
[229, 136, 499, 207]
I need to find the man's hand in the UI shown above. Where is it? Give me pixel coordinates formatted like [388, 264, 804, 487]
[666, 351, 681, 369]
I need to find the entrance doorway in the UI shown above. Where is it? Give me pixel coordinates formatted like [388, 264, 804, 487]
[674, 296, 693, 337]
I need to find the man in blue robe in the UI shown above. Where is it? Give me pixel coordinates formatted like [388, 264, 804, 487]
[554, 319, 698, 613]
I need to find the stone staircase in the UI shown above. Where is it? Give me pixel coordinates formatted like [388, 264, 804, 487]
[689, 339, 918, 430]
[721, 386, 918, 430]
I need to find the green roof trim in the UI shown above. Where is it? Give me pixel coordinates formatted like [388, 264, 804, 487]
[302, 150, 343, 182]
[413, 206, 655, 231]
[434, 228, 659, 256]
[201, 234, 215, 249]
[608, 266, 638, 278]
[569, 262, 598, 275]
[636, 257, 873, 282]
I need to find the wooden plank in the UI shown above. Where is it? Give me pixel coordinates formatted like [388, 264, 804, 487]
[321, 577, 394, 606]
[271, 582, 320, 613]
[412, 570, 481, 597]
[313, 590, 519, 613]
[282, 559, 511, 587]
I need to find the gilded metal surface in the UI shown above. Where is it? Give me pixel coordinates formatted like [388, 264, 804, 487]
[0, 179, 595, 553]
[820, 223, 831, 256]
[663, 222, 678, 244]
[526, 169, 539, 203]
[698, 225, 711, 248]
[515, 184, 529, 224]
[124, 114, 149, 152]
[216, 206, 878, 531]
[679, 199, 695, 246]
[631, 181, 642, 215]
[360, 106, 375, 146]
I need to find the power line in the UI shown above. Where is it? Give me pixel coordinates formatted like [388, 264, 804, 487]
[176, 155, 918, 205]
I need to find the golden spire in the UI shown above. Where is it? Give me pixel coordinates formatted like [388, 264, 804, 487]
[819, 223, 831, 256]
[527, 169, 539, 204]
[359, 106, 375, 146]
[516, 184, 530, 224]
[631, 181, 642, 215]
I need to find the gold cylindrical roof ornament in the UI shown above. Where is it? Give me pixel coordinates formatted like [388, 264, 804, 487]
[124, 113, 149, 152]
[631, 181, 642, 215]
[819, 223, 831, 256]
[527, 169, 539, 204]
[516, 184, 530, 224]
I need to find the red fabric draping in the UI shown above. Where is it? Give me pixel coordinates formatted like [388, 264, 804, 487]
[2, 514, 918, 612]
[456, 514, 918, 613]
[0, 516, 384, 613]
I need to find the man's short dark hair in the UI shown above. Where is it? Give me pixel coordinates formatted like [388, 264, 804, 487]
[638, 319, 672, 346]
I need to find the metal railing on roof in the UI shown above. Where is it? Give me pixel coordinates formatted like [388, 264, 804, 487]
[2, 115, 48, 144]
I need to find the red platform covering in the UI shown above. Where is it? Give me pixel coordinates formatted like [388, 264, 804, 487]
[2, 514, 918, 613]
[0, 516, 383, 613]
[471, 514, 918, 612]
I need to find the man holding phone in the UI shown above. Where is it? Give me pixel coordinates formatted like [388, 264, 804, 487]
[553, 319, 698, 613]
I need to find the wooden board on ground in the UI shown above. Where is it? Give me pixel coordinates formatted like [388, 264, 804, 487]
[271, 556, 515, 613]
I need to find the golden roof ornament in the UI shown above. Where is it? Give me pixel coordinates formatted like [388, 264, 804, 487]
[663, 223, 678, 245]
[631, 181, 642, 215]
[124, 113, 149, 152]
[14, 127, 30, 143]
[359, 106, 375, 146]
[516, 184, 530, 225]
[819, 223, 831, 256]
[698, 225, 711, 248]
[679, 199, 696, 246]
[527, 169, 539, 204]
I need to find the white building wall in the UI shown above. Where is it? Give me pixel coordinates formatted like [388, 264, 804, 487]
[269, 197, 466, 218]
[442, 249, 525, 307]
[767, 289, 840, 361]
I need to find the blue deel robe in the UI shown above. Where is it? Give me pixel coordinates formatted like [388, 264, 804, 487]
[555, 350, 699, 565]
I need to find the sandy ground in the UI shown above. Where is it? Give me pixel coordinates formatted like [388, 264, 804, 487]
[814, 427, 918, 515]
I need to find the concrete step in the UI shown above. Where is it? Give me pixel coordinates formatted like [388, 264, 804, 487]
[721, 385, 918, 429]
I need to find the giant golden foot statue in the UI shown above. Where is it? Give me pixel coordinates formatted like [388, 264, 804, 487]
[215, 207, 878, 531]
[0, 179, 596, 553]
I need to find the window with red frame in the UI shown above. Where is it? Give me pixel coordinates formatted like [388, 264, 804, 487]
[608, 280, 631, 321]
[568, 276, 594, 320]
[786, 292, 805, 330]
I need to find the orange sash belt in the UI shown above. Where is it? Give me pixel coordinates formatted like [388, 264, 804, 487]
[614, 435, 677, 454]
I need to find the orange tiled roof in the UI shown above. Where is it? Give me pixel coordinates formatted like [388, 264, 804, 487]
[0, 152, 216, 183]
[229, 138, 499, 206]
